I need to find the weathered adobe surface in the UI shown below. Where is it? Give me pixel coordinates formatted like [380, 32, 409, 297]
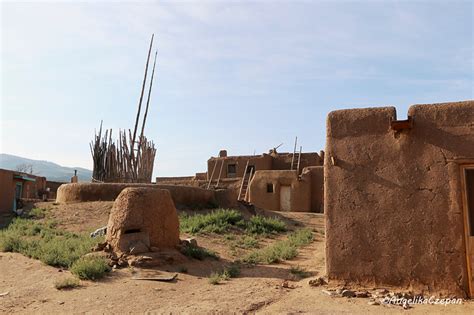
[56, 183, 217, 208]
[249, 170, 311, 212]
[306, 166, 324, 213]
[106, 188, 179, 255]
[325, 100, 474, 297]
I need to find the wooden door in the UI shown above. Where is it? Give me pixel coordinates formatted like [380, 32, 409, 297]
[462, 166, 474, 297]
[280, 185, 291, 212]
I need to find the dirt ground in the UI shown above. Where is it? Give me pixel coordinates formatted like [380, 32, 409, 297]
[1, 202, 473, 314]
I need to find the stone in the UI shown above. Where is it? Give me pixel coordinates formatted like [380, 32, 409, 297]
[355, 291, 370, 298]
[106, 188, 180, 255]
[308, 277, 327, 287]
[321, 289, 337, 297]
[185, 237, 198, 247]
[92, 242, 107, 252]
[90, 226, 107, 238]
[341, 289, 356, 298]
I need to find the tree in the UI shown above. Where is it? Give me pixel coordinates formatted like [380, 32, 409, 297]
[15, 163, 34, 174]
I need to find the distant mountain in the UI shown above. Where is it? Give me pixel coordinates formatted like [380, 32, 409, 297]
[0, 153, 92, 182]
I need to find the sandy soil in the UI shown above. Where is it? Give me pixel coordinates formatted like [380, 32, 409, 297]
[1, 202, 473, 314]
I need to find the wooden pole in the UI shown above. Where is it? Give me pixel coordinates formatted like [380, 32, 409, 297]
[131, 34, 154, 166]
[136, 50, 158, 169]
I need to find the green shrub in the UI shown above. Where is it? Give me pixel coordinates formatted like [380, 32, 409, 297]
[54, 277, 80, 290]
[0, 218, 101, 268]
[245, 215, 286, 235]
[208, 264, 240, 284]
[236, 235, 259, 248]
[287, 228, 313, 246]
[70, 256, 110, 280]
[180, 209, 244, 234]
[181, 246, 219, 260]
[222, 264, 240, 278]
[242, 229, 313, 264]
[179, 209, 287, 237]
[208, 272, 222, 285]
[28, 208, 47, 219]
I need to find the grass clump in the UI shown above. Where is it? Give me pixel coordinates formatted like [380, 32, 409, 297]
[0, 218, 101, 268]
[236, 235, 259, 249]
[222, 264, 240, 279]
[28, 207, 47, 219]
[244, 241, 297, 264]
[208, 264, 241, 284]
[287, 228, 313, 246]
[180, 209, 244, 234]
[245, 215, 286, 235]
[289, 266, 311, 278]
[181, 246, 219, 260]
[242, 229, 313, 264]
[54, 277, 80, 290]
[208, 272, 222, 285]
[70, 256, 110, 280]
[179, 209, 287, 236]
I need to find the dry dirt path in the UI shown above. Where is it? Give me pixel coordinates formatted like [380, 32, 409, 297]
[1, 204, 473, 313]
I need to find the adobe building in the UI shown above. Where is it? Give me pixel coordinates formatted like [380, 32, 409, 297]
[325, 100, 474, 297]
[207, 149, 323, 182]
[248, 166, 323, 212]
[155, 148, 324, 212]
[45, 180, 67, 200]
[0, 168, 47, 214]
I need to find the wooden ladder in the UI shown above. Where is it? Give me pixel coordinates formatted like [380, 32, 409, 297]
[290, 137, 302, 173]
[238, 160, 254, 201]
[207, 158, 224, 189]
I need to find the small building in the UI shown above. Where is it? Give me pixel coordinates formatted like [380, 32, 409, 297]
[248, 166, 323, 212]
[207, 149, 323, 182]
[0, 168, 47, 215]
[158, 148, 325, 212]
[325, 101, 474, 297]
[45, 180, 67, 200]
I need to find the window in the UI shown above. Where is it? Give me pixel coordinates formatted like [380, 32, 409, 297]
[227, 164, 236, 176]
[247, 165, 255, 174]
[267, 183, 274, 193]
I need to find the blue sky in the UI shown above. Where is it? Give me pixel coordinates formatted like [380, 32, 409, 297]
[1, 0, 472, 177]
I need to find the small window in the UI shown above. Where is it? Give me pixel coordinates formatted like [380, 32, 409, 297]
[267, 183, 274, 193]
[247, 165, 255, 174]
[227, 164, 236, 175]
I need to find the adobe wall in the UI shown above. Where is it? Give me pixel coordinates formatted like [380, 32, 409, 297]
[207, 154, 273, 180]
[0, 169, 14, 214]
[23, 176, 46, 199]
[248, 170, 311, 212]
[305, 166, 324, 213]
[56, 183, 217, 208]
[271, 152, 323, 171]
[325, 100, 474, 297]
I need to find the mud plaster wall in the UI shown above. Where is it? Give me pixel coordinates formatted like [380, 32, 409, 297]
[0, 169, 14, 214]
[207, 152, 323, 181]
[207, 155, 272, 181]
[271, 152, 323, 171]
[306, 166, 324, 213]
[56, 183, 217, 208]
[0, 169, 47, 213]
[325, 101, 474, 297]
[248, 170, 311, 212]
